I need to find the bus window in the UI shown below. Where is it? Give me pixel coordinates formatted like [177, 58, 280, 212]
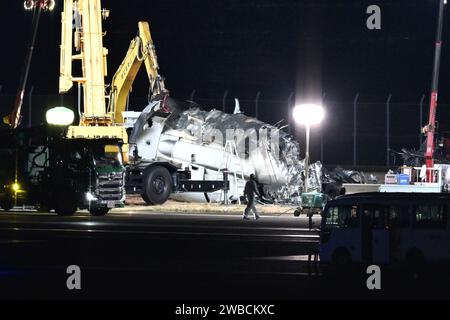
[414, 205, 446, 228]
[372, 206, 389, 229]
[325, 206, 359, 228]
[389, 205, 410, 228]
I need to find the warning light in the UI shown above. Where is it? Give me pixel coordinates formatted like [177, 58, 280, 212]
[23, 0, 55, 11]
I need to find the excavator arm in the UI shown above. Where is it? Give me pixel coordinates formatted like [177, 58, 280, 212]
[108, 21, 168, 124]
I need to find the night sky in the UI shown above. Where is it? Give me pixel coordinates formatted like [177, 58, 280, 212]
[1, 0, 450, 166]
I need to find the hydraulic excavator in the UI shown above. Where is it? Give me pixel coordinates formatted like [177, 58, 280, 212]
[106, 19, 227, 205]
[59, 0, 203, 207]
[108, 21, 169, 124]
[60, 0, 213, 206]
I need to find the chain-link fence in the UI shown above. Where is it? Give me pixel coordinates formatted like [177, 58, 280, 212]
[0, 87, 441, 168]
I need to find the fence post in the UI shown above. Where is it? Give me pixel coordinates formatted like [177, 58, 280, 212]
[353, 93, 359, 168]
[287, 92, 294, 136]
[189, 89, 196, 101]
[321, 92, 326, 164]
[77, 83, 82, 118]
[255, 91, 261, 120]
[222, 90, 228, 113]
[386, 94, 392, 167]
[28, 86, 34, 128]
[419, 94, 425, 147]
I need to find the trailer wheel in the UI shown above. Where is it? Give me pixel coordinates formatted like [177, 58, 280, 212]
[0, 196, 14, 211]
[89, 207, 109, 216]
[54, 193, 77, 216]
[142, 166, 172, 205]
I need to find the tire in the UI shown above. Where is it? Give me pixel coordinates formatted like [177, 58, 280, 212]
[294, 209, 301, 217]
[54, 192, 77, 216]
[0, 196, 14, 211]
[89, 207, 109, 216]
[332, 248, 352, 267]
[141, 166, 172, 205]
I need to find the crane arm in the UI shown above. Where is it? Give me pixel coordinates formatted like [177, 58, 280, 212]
[109, 21, 168, 124]
[59, 0, 110, 126]
[3, 5, 43, 129]
[59, 0, 74, 93]
[423, 0, 445, 182]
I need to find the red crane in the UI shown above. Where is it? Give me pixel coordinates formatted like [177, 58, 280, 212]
[423, 0, 446, 182]
[3, 1, 54, 128]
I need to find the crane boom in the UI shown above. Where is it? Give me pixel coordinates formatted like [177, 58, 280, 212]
[108, 21, 168, 124]
[3, 5, 43, 129]
[59, 0, 127, 145]
[423, 0, 445, 182]
[60, 0, 110, 125]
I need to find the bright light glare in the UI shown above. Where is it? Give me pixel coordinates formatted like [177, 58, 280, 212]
[85, 192, 98, 202]
[47, 0, 55, 11]
[293, 104, 325, 126]
[24, 0, 34, 10]
[46, 107, 75, 126]
[24, 1, 55, 11]
[12, 183, 20, 192]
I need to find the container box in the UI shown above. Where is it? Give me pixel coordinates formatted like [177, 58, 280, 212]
[385, 174, 398, 184]
[398, 174, 410, 185]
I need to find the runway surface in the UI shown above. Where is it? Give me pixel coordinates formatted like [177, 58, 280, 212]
[0, 210, 449, 299]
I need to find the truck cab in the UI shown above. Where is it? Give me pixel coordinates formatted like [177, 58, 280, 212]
[0, 126, 125, 216]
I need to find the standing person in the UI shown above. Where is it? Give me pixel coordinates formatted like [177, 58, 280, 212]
[307, 210, 314, 230]
[243, 174, 261, 220]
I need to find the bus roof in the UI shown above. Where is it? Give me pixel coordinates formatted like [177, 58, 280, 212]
[328, 192, 450, 205]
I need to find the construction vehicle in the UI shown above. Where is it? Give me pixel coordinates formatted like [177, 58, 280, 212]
[422, 0, 446, 183]
[351, 0, 450, 195]
[106, 19, 228, 205]
[108, 21, 169, 124]
[1, 0, 126, 215]
[55, 0, 129, 213]
[111, 19, 308, 205]
[0, 123, 125, 215]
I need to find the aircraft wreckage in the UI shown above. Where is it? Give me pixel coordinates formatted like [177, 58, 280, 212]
[123, 98, 351, 204]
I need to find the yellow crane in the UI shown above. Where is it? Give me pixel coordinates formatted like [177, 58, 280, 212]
[59, 0, 200, 207]
[59, 0, 127, 142]
[108, 21, 169, 124]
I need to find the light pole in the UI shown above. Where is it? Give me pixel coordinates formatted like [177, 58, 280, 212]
[293, 103, 325, 193]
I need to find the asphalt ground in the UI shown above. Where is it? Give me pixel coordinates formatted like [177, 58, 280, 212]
[0, 209, 449, 300]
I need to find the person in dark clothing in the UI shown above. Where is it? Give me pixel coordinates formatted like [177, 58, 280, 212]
[243, 174, 261, 220]
[307, 210, 314, 230]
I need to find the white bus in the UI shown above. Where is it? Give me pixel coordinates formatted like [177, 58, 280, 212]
[320, 192, 450, 266]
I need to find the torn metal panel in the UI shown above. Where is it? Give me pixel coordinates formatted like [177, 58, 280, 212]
[124, 98, 307, 203]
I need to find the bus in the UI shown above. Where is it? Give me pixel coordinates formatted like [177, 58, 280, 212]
[320, 192, 450, 266]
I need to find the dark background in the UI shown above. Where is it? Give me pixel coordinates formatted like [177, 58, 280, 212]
[0, 0, 449, 166]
